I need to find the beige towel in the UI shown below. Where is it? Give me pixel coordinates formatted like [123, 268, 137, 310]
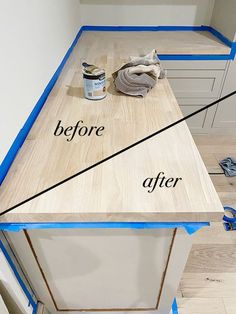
[112, 49, 165, 97]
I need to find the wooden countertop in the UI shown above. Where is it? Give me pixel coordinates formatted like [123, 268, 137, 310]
[79, 30, 231, 55]
[0, 31, 224, 223]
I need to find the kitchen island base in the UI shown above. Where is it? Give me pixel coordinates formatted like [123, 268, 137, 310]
[6, 227, 192, 314]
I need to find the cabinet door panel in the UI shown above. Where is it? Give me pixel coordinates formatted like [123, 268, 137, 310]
[180, 105, 206, 129]
[167, 70, 224, 98]
[22, 228, 174, 311]
[213, 61, 236, 128]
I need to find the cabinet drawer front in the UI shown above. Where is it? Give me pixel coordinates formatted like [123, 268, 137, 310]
[179, 105, 206, 129]
[167, 70, 224, 98]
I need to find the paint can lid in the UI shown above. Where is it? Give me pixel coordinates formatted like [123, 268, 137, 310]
[82, 62, 105, 76]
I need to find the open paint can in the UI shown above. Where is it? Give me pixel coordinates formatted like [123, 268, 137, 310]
[83, 66, 106, 100]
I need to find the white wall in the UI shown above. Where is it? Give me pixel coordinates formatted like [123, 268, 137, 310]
[0, 250, 32, 314]
[0, 0, 81, 164]
[211, 0, 236, 41]
[79, 0, 215, 26]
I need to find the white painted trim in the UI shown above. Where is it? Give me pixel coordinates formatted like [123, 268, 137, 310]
[0, 250, 33, 314]
[0, 295, 9, 314]
[157, 229, 192, 314]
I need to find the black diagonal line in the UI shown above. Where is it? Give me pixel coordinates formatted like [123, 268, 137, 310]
[1, 90, 236, 217]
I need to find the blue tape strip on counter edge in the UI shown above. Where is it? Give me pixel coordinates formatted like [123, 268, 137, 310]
[0, 239, 38, 313]
[172, 299, 178, 314]
[0, 222, 209, 235]
[0, 24, 235, 185]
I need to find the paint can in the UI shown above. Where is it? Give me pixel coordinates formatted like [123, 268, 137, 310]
[83, 65, 106, 100]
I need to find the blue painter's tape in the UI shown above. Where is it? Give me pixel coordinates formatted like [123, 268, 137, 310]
[159, 54, 231, 61]
[206, 27, 235, 61]
[82, 25, 235, 60]
[82, 25, 209, 32]
[0, 27, 83, 185]
[0, 221, 209, 235]
[207, 26, 233, 48]
[230, 42, 236, 60]
[172, 298, 178, 314]
[0, 240, 38, 313]
[32, 303, 38, 314]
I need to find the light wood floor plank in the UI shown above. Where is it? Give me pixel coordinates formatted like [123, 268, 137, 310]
[177, 297, 227, 314]
[180, 273, 236, 298]
[185, 244, 236, 273]
[192, 222, 236, 245]
[181, 136, 236, 313]
[223, 298, 236, 314]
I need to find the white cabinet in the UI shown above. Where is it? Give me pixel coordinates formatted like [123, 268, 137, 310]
[162, 60, 229, 133]
[6, 228, 192, 314]
[168, 70, 224, 98]
[213, 60, 236, 129]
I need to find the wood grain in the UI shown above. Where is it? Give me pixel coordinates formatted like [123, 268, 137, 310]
[177, 135, 236, 313]
[194, 134, 236, 208]
[0, 31, 223, 222]
[178, 297, 227, 314]
[185, 244, 236, 273]
[223, 298, 236, 314]
[78, 31, 230, 56]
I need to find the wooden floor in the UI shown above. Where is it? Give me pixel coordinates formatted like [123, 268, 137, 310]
[178, 134, 236, 314]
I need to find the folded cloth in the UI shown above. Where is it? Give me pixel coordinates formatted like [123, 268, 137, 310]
[112, 49, 165, 97]
[128, 64, 161, 79]
[219, 157, 236, 177]
[115, 70, 156, 97]
[130, 49, 166, 78]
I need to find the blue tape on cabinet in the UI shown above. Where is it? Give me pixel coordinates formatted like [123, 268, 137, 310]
[0, 222, 209, 235]
[0, 240, 38, 313]
[172, 298, 179, 314]
[158, 54, 232, 60]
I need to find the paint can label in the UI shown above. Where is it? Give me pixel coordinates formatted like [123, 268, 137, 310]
[83, 72, 106, 100]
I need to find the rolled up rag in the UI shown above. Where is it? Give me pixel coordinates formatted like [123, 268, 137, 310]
[219, 157, 236, 177]
[115, 70, 156, 97]
[112, 49, 165, 97]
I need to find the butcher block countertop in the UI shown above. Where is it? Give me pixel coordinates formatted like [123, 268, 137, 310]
[0, 31, 224, 223]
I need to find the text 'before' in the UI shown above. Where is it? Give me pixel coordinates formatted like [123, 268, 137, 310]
[54, 120, 105, 142]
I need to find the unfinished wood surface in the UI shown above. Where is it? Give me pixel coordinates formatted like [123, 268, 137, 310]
[0, 31, 223, 223]
[79, 31, 230, 56]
